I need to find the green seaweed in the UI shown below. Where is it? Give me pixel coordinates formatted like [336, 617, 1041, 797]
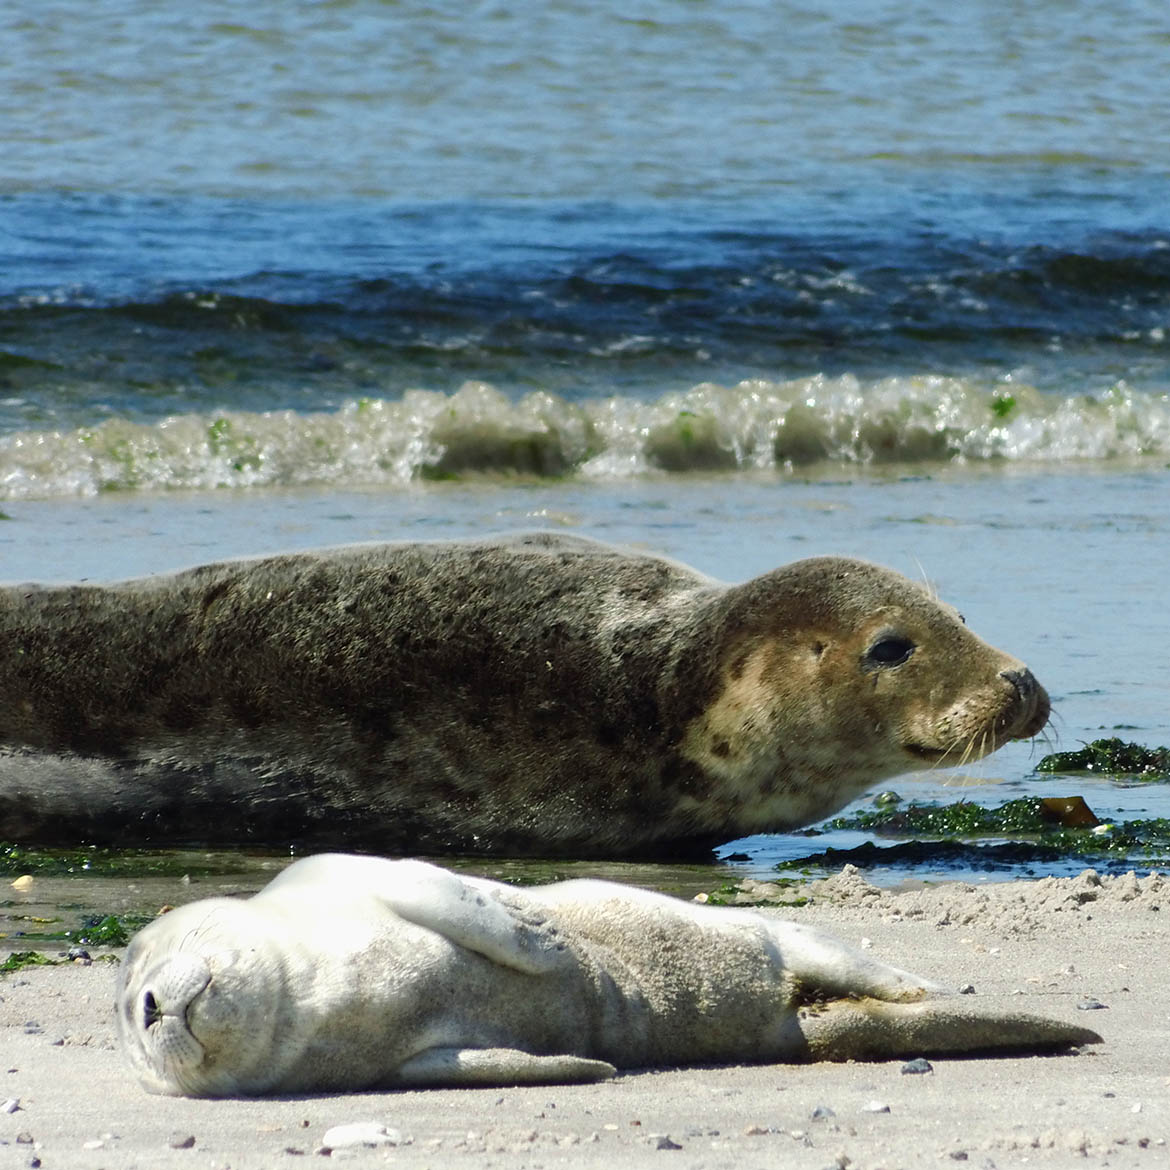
[821, 797, 1059, 837]
[1, 950, 57, 973]
[71, 913, 155, 947]
[991, 394, 1016, 419]
[782, 796, 1170, 875]
[206, 416, 263, 473]
[1036, 737, 1170, 780]
[0, 842, 262, 879]
[699, 878, 810, 908]
[644, 411, 738, 472]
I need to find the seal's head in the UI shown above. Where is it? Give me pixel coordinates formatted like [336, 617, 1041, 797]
[681, 556, 1050, 830]
[116, 900, 290, 1096]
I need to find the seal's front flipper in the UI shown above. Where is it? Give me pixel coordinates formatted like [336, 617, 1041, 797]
[272, 855, 568, 975]
[394, 1046, 617, 1087]
[793, 997, 1102, 1062]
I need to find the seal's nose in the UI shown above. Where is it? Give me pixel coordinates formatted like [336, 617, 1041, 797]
[999, 668, 1050, 738]
[136, 952, 213, 1030]
[142, 988, 164, 1030]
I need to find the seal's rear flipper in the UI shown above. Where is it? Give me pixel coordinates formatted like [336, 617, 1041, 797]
[795, 998, 1102, 1062]
[394, 1046, 617, 1087]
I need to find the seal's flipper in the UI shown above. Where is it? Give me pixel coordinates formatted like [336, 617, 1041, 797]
[271, 855, 568, 974]
[395, 1046, 616, 1087]
[793, 997, 1102, 1062]
[764, 919, 946, 1002]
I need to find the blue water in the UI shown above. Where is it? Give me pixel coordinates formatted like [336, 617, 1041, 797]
[2, 0, 1169, 882]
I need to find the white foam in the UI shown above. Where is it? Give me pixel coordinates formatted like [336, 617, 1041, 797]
[1, 376, 1167, 500]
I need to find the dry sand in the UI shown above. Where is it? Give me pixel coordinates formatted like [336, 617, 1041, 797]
[2, 866, 1167, 1170]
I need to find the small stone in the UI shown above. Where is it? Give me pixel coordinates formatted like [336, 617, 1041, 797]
[10, 875, 34, 891]
[1077, 999, 1108, 1011]
[743, 1124, 770, 1136]
[320, 1122, 405, 1151]
[648, 1134, 683, 1150]
[16, 1132, 34, 1144]
[168, 1133, 196, 1149]
[811, 1104, 837, 1120]
[67, 948, 92, 965]
[861, 1101, 890, 1113]
[1, 1098, 20, 1113]
[949, 1152, 969, 1161]
[901, 1058, 934, 1075]
[958, 984, 976, 995]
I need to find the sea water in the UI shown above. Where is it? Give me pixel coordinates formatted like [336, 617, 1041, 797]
[2, 0, 1169, 887]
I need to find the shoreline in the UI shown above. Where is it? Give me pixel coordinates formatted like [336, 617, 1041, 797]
[3, 867, 1166, 1169]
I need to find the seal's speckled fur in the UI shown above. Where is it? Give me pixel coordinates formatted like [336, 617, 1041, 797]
[0, 533, 1048, 855]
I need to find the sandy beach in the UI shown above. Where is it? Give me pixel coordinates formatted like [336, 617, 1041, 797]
[2, 866, 1166, 1170]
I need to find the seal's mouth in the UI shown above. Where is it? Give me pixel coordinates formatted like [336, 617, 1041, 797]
[901, 668, 1051, 769]
[904, 743, 948, 763]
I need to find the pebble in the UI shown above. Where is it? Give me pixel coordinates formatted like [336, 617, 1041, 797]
[1, 1098, 20, 1113]
[1077, 999, 1108, 1011]
[810, 1104, 837, 1120]
[861, 1101, 891, 1113]
[901, 1058, 934, 1075]
[319, 1122, 407, 1151]
[168, 1133, 196, 1149]
[647, 1134, 683, 1150]
[958, 983, 976, 995]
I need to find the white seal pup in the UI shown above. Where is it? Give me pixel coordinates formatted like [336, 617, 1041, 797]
[0, 533, 1049, 856]
[117, 855, 1099, 1097]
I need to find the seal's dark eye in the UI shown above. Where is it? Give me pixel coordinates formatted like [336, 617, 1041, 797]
[865, 635, 915, 668]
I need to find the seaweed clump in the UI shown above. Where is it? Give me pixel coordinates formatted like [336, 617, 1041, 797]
[1, 950, 57, 973]
[820, 795, 1099, 837]
[1036, 738, 1170, 780]
[784, 795, 1170, 874]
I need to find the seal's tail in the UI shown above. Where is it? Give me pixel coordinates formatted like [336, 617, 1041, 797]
[794, 997, 1102, 1062]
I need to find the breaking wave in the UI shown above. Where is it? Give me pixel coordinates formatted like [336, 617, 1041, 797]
[1, 375, 1167, 500]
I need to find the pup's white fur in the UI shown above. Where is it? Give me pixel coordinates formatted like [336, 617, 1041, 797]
[117, 855, 1100, 1096]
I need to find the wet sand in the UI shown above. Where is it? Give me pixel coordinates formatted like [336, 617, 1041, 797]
[2, 867, 1166, 1169]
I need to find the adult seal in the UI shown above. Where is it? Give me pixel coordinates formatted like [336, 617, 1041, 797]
[117, 854, 1100, 1097]
[0, 533, 1049, 856]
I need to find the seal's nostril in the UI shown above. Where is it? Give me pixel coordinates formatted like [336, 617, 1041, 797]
[1000, 668, 1035, 699]
[143, 989, 162, 1029]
